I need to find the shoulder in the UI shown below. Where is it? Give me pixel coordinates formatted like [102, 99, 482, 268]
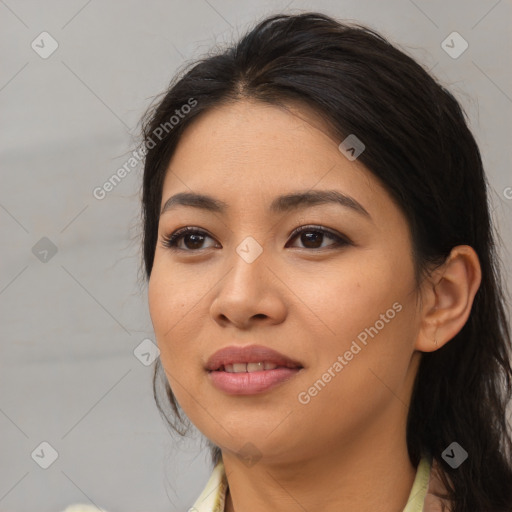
[423, 458, 454, 512]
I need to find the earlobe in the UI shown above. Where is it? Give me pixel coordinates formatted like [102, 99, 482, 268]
[415, 245, 482, 353]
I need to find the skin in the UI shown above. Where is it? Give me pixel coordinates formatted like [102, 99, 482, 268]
[147, 99, 481, 512]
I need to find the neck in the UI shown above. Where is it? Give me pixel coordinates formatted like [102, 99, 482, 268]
[222, 406, 417, 512]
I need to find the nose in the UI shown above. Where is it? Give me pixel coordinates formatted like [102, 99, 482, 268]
[209, 246, 287, 330]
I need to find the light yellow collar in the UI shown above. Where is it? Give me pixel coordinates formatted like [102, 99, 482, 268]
[191, 455, 432, 512]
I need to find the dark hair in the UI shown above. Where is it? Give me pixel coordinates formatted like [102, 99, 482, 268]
[140, 11, 512, 511]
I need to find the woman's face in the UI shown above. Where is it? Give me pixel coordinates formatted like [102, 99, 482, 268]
[148, 99, 425, 463]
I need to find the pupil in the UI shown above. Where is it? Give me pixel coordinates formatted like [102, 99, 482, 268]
[186, 234, 203, 249]
[302, 232, 322, 248]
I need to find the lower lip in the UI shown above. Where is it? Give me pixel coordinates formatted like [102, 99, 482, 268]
[207, 368, 302, 395]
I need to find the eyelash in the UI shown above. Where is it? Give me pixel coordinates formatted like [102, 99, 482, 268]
[160, 225, 351, 252]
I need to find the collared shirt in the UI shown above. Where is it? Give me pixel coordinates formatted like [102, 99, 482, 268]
[190, 455, 433, 512]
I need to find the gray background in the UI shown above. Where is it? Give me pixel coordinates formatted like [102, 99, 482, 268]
[1, 1, 511, 511]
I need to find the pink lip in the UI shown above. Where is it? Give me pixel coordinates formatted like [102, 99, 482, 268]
[205, 344, 304, 395]
[204, 344, 303, 371]
[208, 367, 302, 395]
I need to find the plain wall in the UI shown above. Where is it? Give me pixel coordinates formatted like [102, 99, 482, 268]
[1, 1, 511, 511]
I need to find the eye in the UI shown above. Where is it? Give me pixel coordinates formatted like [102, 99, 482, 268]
[160, 227, 219, 251]
[160, 225, 351, 252]
[286, 225, 351, 250]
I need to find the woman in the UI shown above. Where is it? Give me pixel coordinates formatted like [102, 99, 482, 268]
[140, 12, 512, 512]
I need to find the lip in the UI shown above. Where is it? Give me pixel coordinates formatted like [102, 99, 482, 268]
[205, 344, 303, 371]
[208, 367, 302, 395]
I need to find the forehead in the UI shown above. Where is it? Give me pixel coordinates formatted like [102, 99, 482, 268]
[160, 99, 396, 226]
[167, 99, 340, 167]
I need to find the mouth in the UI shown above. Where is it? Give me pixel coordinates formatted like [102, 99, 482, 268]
[210, 361, 302, 373]
[205, 344, 304, 395]
[205, 344, 303, 372]
[207, 365, 303, 395]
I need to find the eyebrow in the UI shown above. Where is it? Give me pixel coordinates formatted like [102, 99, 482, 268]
[160, 190, 372, 220]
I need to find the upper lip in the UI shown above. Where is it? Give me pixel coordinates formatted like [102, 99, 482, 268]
[205, 344, 303, 371]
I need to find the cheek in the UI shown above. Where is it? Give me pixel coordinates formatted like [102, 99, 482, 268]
[147, 259, 208, 392]
[148, 266, 172, 336]
[148, 256, 197, 330]
[148, 262, 188, 362]
[297, 254, 416, 385]
[291, 310, 417, 446]
[291, 255, 404, 341]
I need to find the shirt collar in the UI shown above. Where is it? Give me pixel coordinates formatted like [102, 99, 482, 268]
[191, 455, 432, 512]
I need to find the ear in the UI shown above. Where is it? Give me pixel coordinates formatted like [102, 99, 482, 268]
[415, 245, 482, 353]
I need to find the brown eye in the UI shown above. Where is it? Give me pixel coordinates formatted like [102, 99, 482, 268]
[286, 225, 351, 250]
[160, 225, 351, 252]
[161, 227, 218, 251]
